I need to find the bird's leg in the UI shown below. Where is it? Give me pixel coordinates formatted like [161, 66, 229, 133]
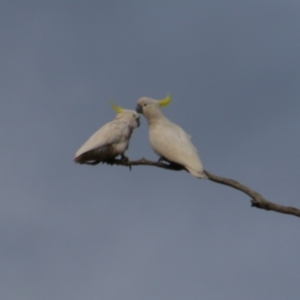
[158, 156, 172, 164]
[103, 158, 116, 165]
[168, 162, 184, 171]
[157, 157, 184, 170]
[120, 154, 129, 162]
[158, 156, 165, 163]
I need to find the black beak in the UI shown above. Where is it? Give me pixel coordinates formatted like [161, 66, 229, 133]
[136, 104, 143, 114]
[136, 118, 140, 127]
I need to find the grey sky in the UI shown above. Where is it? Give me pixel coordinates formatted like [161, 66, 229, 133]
[1, 1, 300, 299]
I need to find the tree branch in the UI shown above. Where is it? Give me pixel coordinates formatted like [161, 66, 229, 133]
[107, 158, 300, 218]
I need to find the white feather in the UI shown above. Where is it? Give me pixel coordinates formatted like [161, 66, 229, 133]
[74, 110, 140, 165]
[137, 97, 207, 178]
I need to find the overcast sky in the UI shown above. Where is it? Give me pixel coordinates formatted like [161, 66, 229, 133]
[1, 1, 300, 299]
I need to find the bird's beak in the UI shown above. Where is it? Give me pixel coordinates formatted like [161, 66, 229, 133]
[136, 118, 140, 127]
[136, 104, 143, 114]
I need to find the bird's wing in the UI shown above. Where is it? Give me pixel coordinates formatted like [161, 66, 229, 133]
[75, 120, 130, 158]
[151, 121, 202, 167]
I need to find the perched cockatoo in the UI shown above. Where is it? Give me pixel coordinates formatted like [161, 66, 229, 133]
[74, 99, 140, 165]
[136, 94, 207, 178]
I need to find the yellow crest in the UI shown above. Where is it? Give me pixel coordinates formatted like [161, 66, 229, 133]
[158, 93, 171, 107]
[110, 98, 123, 113]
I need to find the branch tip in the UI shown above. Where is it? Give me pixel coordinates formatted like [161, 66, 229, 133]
[103, 158, 300, 218]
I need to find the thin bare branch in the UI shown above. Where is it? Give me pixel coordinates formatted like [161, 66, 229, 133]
[105, 158, 300, 218]
[204, 170, 300, 217]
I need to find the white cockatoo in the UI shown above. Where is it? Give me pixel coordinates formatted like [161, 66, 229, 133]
[74, 99, 140, 165]
[136, 94, 207, 178]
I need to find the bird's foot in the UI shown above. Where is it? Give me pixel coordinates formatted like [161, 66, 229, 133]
[120, 155, 131, 171]
[171, 163, 184, 170]
[158, 157, 165, 163]
[103, 158, 116, 165]
[120, 155, 129, 162]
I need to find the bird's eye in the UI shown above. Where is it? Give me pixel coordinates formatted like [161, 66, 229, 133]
[143, 104, 147, 107]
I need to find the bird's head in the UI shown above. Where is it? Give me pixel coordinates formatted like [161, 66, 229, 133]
[110, 99, 140, 128]
[136, 94, 171, 119]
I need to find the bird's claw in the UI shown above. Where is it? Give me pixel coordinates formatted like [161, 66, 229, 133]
[120, 155, 132, 171]
[120, 155, 129, 162]
[158, 157, 164, 163]
[103, 159, 116, 165]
